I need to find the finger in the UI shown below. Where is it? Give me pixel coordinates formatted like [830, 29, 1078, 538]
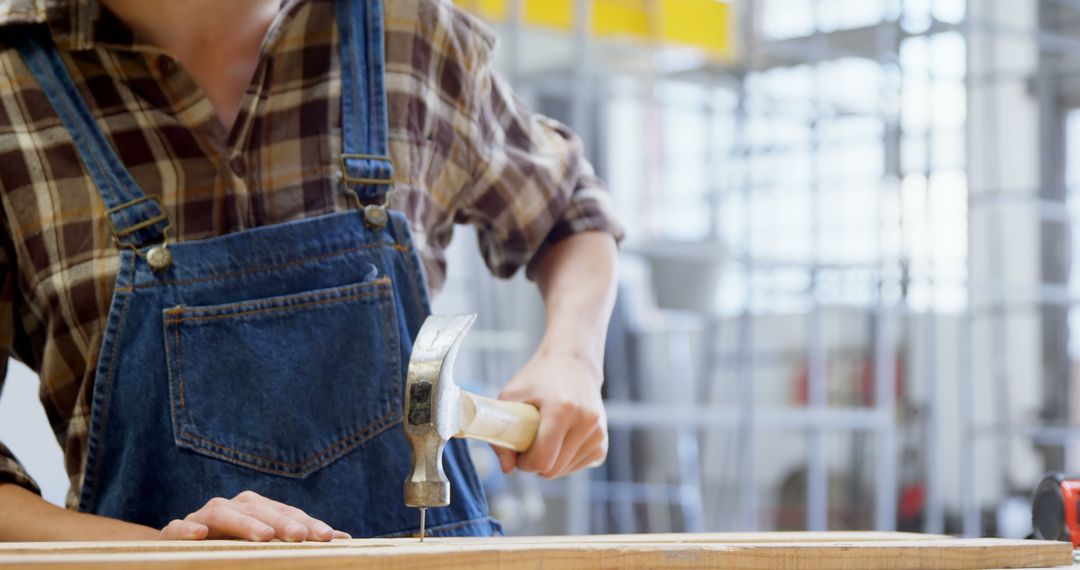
[566, 431, 608, 474]
[542, 423, 594, 479]
[160, 519, 209, 540]
[232, 490, 266, 503]
[188, 502, 275, 542]
[517, 403, 573, 475]
[263, 500, 336, 542]
[567, 445, 607, 474]
[234, 491, 335, 542]
[491, 445, 518, 474]
[234, 503, 310, 542]
[160, 519, 184, 540]
[333, 531, 352, 539]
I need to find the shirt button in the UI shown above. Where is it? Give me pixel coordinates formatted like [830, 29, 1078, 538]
[155, 56, 176, 76]
[230, 156, 247, 177]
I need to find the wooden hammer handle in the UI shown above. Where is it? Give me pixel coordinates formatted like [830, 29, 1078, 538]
[457, 392, 540, 452]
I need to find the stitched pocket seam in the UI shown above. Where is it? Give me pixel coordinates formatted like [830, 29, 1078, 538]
[165, 280, 392, 324]
[176, 417, 401, 476]
[164, 278, 401, 478]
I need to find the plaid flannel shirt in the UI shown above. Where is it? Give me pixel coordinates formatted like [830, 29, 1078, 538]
[0, 0, 621, 506]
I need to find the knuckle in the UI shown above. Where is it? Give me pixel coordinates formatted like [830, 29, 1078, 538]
[204, 505, 235, 525]
[288, 504, 312, 518]
[235, 490, 261, 502]
[200, 508, 223, 526]
[552, 400, 577, 417]
[277, 503, 310, 519]
[191, 507, 216, 523]
[206, 496, 230, 509]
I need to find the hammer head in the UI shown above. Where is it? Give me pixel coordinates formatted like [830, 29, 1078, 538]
[403, 314, 476, 508]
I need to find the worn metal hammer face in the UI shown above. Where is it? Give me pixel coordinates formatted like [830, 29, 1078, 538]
[403, 314, 540, 510]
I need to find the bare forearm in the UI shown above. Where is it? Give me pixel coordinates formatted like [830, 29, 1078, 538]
[0, 483, 159, 541]
[533, 232, 618, 377]
[490, 231, 616, 476]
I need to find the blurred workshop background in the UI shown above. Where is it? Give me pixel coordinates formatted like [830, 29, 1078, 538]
[4, 0, 1080, 539]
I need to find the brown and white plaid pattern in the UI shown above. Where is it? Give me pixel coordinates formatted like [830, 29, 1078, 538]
[0, 0, 622, 506]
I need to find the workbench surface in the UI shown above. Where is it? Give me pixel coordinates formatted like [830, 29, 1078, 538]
[0, 532, 1071, 569]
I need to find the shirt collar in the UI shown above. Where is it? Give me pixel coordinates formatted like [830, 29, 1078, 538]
[1, 0, 302, 52]
[0, 0, 135, 51]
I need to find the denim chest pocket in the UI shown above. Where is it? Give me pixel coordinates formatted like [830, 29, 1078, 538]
[163, 276, 401, 478]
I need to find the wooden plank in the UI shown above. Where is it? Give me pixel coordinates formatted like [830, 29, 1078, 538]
[0, 534, 1070, 570]
[0, 532, 949, 556]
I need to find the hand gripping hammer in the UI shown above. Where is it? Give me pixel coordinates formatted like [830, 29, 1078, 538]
[403, 314, 541, 540]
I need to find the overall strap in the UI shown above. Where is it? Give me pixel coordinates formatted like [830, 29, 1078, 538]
[337, 0, 394, 203]
[12, 28, 169, 251]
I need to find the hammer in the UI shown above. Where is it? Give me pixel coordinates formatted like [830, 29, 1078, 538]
[403, 314, 541, 540]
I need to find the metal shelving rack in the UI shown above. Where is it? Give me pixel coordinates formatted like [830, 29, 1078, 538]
[444, 0, 1080, 537]
[958, 0, 1080, 538]
[456, 0, 927, 535]
[467, 0, 918, 534]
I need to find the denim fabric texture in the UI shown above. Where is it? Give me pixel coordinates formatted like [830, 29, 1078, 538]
[15, 0, 500, 538]
[337, 0, 395, 200]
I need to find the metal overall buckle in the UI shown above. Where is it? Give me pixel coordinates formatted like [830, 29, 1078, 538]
[340, 153, 395, 229]
[105, 195, 174, 271]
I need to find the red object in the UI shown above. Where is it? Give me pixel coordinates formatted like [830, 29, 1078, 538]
[793, 357, 904, 407]
[1060, 480, 1080, 548]
[858, 358, 904, 407]
[898, 484, 925, 522]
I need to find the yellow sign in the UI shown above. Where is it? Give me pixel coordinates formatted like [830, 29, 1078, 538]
[453, 0, 735, 58]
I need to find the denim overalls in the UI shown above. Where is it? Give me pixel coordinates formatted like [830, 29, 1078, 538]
[13, 0, 501, 538]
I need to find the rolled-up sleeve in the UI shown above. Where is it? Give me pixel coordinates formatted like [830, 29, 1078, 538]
[455, 21, 624, 280]
[0, 229, 39, 495]
[0, 441, 40, 495]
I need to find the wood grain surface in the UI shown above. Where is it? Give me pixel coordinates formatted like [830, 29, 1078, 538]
[0, 532, 1071, 569]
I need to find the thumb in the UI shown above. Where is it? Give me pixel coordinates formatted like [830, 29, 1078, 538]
[491, 445, 518, 474]
[161, 519, 208, 540]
